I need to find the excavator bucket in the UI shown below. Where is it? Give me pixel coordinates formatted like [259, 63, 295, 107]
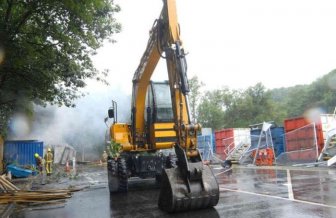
[158, 165, 219, 212]
[158, 145, 219, 213]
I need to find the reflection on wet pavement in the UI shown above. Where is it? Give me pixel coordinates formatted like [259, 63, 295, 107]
[6, 165, 336, 218]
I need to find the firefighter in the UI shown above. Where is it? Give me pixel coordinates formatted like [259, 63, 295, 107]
[44, 148, 53, 176]
[34, 153, 43, 174]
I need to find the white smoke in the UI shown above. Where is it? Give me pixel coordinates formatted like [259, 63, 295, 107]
[12, 85, 131, 160]
[9, 114, 31, 138]
[303, 107, 325, 124]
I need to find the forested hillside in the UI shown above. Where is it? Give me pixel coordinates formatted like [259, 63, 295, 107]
[191, 69, 336, 130]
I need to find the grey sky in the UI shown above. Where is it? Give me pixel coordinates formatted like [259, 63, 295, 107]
[92, 0, 336, 94]
[11, 0, 336, 147]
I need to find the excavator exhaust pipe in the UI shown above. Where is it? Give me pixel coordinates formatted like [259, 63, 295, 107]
[158, 145, 219, 213]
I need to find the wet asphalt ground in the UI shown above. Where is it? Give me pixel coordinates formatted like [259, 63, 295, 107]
[7, 164, 336, 218]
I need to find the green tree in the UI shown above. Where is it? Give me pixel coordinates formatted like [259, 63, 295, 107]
[284, 85, 310, 117]
[307, 70, 336, 113]
[197, 88, 233, 129]
[188, 75, 203, 123]
[0, 0, 121, 134]
[269, 69, 336, 120]
[224, 83, 280, 127]
[197, 83, 284, 130]
[197, 91, 224, 130]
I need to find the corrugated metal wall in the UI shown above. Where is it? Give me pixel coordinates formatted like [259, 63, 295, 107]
[4, 140, 44, 166]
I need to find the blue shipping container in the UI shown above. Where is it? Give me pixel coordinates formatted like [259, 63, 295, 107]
[250, 127, 285, 157]
[197, 134, 216, 160]
[4, 140, 44, 166]
[197, 135, 216, 152]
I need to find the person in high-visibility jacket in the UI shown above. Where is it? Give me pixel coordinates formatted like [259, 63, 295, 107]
[44, 148, 53, 176]
[34, 153, 43, 174]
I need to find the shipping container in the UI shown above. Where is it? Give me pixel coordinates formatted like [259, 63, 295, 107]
[250, 127, 285, 157]
[4, 140, 44, 166]
[201, 128, 213, 136]
[215, 128, 250, 160]
[284, 116, 324, 155]
[197, 134, 215, 161]
[284, 117, 313, 132]
[287, 149, 317, 163]
[320, 114, 336, 141]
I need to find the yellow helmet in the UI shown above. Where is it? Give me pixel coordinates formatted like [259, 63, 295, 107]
[34, 153, 39, 158]
[48, 148, 51, 152]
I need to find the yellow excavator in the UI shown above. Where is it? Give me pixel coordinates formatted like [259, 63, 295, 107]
[106, 0, 219, 212]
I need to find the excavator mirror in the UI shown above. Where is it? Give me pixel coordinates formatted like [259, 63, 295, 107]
[108, 108, 114, 118]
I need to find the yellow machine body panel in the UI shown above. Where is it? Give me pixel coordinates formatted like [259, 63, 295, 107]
[110, 121, 176, 151]
[154, 130, 175, 138]
[110, 123, 132, 151]
[153, 122, 175, 149]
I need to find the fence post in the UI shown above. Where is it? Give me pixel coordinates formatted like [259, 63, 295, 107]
[313, 122, 319, 161]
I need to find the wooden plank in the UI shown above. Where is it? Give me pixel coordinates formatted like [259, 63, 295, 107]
[0, 176, 20, 191]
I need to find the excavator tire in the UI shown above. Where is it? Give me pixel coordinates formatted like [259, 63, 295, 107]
[117, 158, 128, 192]
[158, 165, 219, 213]
[107, 158, 128, 194]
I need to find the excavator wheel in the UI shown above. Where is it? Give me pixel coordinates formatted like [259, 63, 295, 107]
[107, 157, 128, 193]
[117, 158, 128, 192]
[158, 165, 219, 213]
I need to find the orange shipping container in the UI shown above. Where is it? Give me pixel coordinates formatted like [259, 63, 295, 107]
[287, 149, 317, 162]
[284, 116, 323, 154]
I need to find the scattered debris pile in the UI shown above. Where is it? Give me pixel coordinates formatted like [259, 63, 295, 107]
[0, 190, 71, 204]
[0, 175, 20, 192]
[0, 174, 81, 204]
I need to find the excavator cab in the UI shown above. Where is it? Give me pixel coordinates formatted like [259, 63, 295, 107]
[144, 81, 176, 150]
[145, 81, 174, 123]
